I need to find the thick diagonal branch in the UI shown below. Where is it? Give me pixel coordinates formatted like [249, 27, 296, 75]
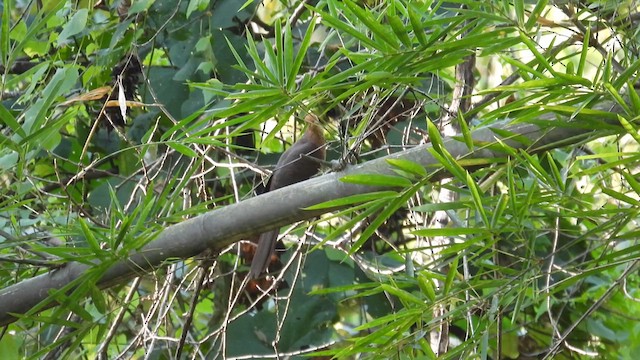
[0, 119, 615, 326]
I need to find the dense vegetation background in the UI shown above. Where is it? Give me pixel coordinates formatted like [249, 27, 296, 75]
[1, 0, 640, 358]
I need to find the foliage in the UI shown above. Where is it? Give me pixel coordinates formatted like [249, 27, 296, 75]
[1, 0, 640, 359]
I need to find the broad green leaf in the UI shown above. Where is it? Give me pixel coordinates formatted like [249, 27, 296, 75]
[186, 0, 209, 18]
[57, 9, 88, 45]
[8, 0, 64, 66]
[0, 150, 19, 171]
[313, 5, 379, 51]
[22, 67, 78, 137]
[128, 0, 155, 14]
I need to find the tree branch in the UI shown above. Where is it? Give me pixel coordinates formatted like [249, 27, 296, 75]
[0, 119, 618, 326]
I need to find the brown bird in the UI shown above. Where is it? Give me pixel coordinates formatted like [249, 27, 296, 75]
[249, 115, 326, 279]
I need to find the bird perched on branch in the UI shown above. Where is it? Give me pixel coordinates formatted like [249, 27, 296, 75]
[249, 114, 326, 279]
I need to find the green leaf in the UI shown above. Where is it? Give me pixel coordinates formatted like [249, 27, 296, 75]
[340, 174, 413, 188]
[613, 58, 640, 89]
[8, 0, 64, 67]
[417, 272, 437, 302]
[458, 113, 473, 151]
[244, 33, 277, 84]
[287, 18, 316, 91]
[0, 133, 18, 153]
[0, 150, 19, 171]
[466, 172, 489, 226]
[78, 217, 101, 254]
[553, 72, 592, 87]
[343, 0, 399, 50]
[273, 21, 285, 86]
[544, 152, 564, 192]
[525, 0, 549, 29]
[131, 190, 164, 244]
[313, 4, 379, 51]
[386, 158, 426, 177]
[498, 56, 546, 79]
[378, 284, 423, 306]
[57, 9, 88, 45]
[604, 83, 631, 115]
[518, 31, 554, 74]
[407, 4, 427, 47]
[0, 103, 23, 138]
[387, 14, 412, 47]
[114, 214, 132, 250]
[186, 0, 209, 18]
[426, 117, 444, 151]
[128, 0, 155, 15]
[411, 201, 470, 212]
[619, 169, 640, 196]
[540, 105, 619, 121]
[89, 284, 107, 315]
[350, 186, 418, 254]
[443, 256, 458, 295]
[577, 26, 589, 76]
[21, 67, 78, 137]
[306, 191, 398, 210]
[627, 82, 640, 113]
[601, 187, 640, 206]
[412, 227, 490, 237]
[490, 193, 509, 228]
[489, 77, 563, 91]
[489, 127, 532, 147]
[314, 200, 385, 247]
[167, 141, 198, 157]
[514, 0, 525, 25]
[0, 0, 10, 61]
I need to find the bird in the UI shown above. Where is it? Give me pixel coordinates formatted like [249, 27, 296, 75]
[249, 114, 326, 279]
